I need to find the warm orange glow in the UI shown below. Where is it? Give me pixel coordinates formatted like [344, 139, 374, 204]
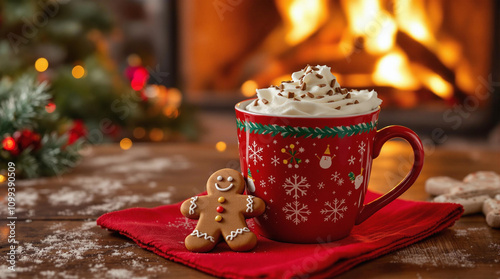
[271, 75, 291, 86]
[373, 51, 419, 90]
[456, 63, 476, 94]
[72, 65, 85, 79]
[241, 80, 258, 97]
[437, 39, 461, 68]
[394, 0, 433, 46]
[166, 87, 183, 108]
[343, 0, 397, 54]
[422, 73, 453, 99]
[35, 58, 49, 72]
[277, 0, 328, 45]
[394, 91, 418, 108]
[215, 141, 227, 152]
[133, 127, 146, 139]
[162, 106, 179, 118]
[0, 174, 6, 183]
[127, 54, 142, 67]
[149, 128, 164, 142]
[119, 138, 133, 150]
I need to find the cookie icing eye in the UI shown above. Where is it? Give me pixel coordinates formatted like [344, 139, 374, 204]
[217, 176, 223, 181]
[227, 176, 234, 182]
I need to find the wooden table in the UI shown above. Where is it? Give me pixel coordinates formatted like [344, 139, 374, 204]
[1, 142, 499, 278]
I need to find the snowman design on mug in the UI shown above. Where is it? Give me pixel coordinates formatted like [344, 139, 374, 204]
[317, 145, 336, 169]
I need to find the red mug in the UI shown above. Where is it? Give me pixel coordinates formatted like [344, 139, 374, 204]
[235, 99, 424, 243]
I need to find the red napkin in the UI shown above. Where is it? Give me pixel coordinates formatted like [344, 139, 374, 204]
[97, 191, 463, 278]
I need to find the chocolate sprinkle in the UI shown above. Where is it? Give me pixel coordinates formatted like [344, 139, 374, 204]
[280, 84, 284, 90]
[341, 88, 348, 94]
[346, 102, 353, 105]
[293, 98, 300, 101]
[316, 96, 324, 99]
[288, 92, 295, 98]
[299, 75, 305, 80]
[318, 84, 327, 88]
[300, 94, 306, 98]
[295, 85, 301, 89]
[253, 100, 259, 106]
[278, 93, 283, 97]
[335, 87, 342, 93]
[335, 106, 342, 110]
[315, 73, 323, 79]
[307, 92, 314, 98]
[311, 66, 319, 71]
[283, 80, 293, 83]
[330, 79, 336, 88]
[301, 82, 307, 90]
[345, 93, 351, 99]
[326, 90, 333, 96]
[262, 99, 269, 104]
[327, 100, 336, 103]
[354, 100, 359, 104]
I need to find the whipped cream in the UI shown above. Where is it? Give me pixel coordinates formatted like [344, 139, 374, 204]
[246, 65, 382, 116]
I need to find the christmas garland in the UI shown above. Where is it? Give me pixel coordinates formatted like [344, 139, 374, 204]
[0, 75, 84, 178]
[236, 119, 377, 139]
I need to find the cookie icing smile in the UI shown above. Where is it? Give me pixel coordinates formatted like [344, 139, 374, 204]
[215, 183, 234, 192]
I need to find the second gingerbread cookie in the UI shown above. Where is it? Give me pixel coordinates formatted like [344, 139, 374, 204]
[180, 168, 266, 252]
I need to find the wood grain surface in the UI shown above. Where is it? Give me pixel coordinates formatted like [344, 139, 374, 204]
[1, 142, 499, 278]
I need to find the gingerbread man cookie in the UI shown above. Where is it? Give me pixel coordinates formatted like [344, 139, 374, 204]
[180, 168, 265, 252]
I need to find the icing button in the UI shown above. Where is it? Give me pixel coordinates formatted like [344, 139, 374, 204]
[216, 206, 224, 213]
[218, 196, 225, 203]
[215, 215, 222, 222]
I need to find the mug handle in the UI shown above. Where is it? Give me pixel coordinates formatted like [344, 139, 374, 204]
[355, 125, 424, 225]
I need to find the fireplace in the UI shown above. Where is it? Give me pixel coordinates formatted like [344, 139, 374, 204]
[176, 0, 499, 135]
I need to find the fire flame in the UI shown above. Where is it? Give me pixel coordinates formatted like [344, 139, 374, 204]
[268, 0, 469, 102]
[277, 0, 328, 46]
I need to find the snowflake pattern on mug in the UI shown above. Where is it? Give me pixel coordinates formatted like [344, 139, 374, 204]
[321, 198, 348, 222]
[282, 201, 311, 225]
[282, 174, 310, 199]
[248, 141, 263, 165]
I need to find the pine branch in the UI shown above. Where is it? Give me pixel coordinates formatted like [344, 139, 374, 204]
[0, 75, 51, 134]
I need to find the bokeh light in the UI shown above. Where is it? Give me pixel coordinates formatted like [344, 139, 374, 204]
[2, 137, 16, 151]
[149, 128, 164, 142]
[133, 127, 146, 139]
[0, 174, 6, 183]
[215, 141, 227, 152]
[241, 80, 258, 97]
[35, 58, 49, 72]
[72, 65, 85, 79]
[127, 54, 142, 67]
[45, 102, 56, 113]
[119, 138, 133, 150]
